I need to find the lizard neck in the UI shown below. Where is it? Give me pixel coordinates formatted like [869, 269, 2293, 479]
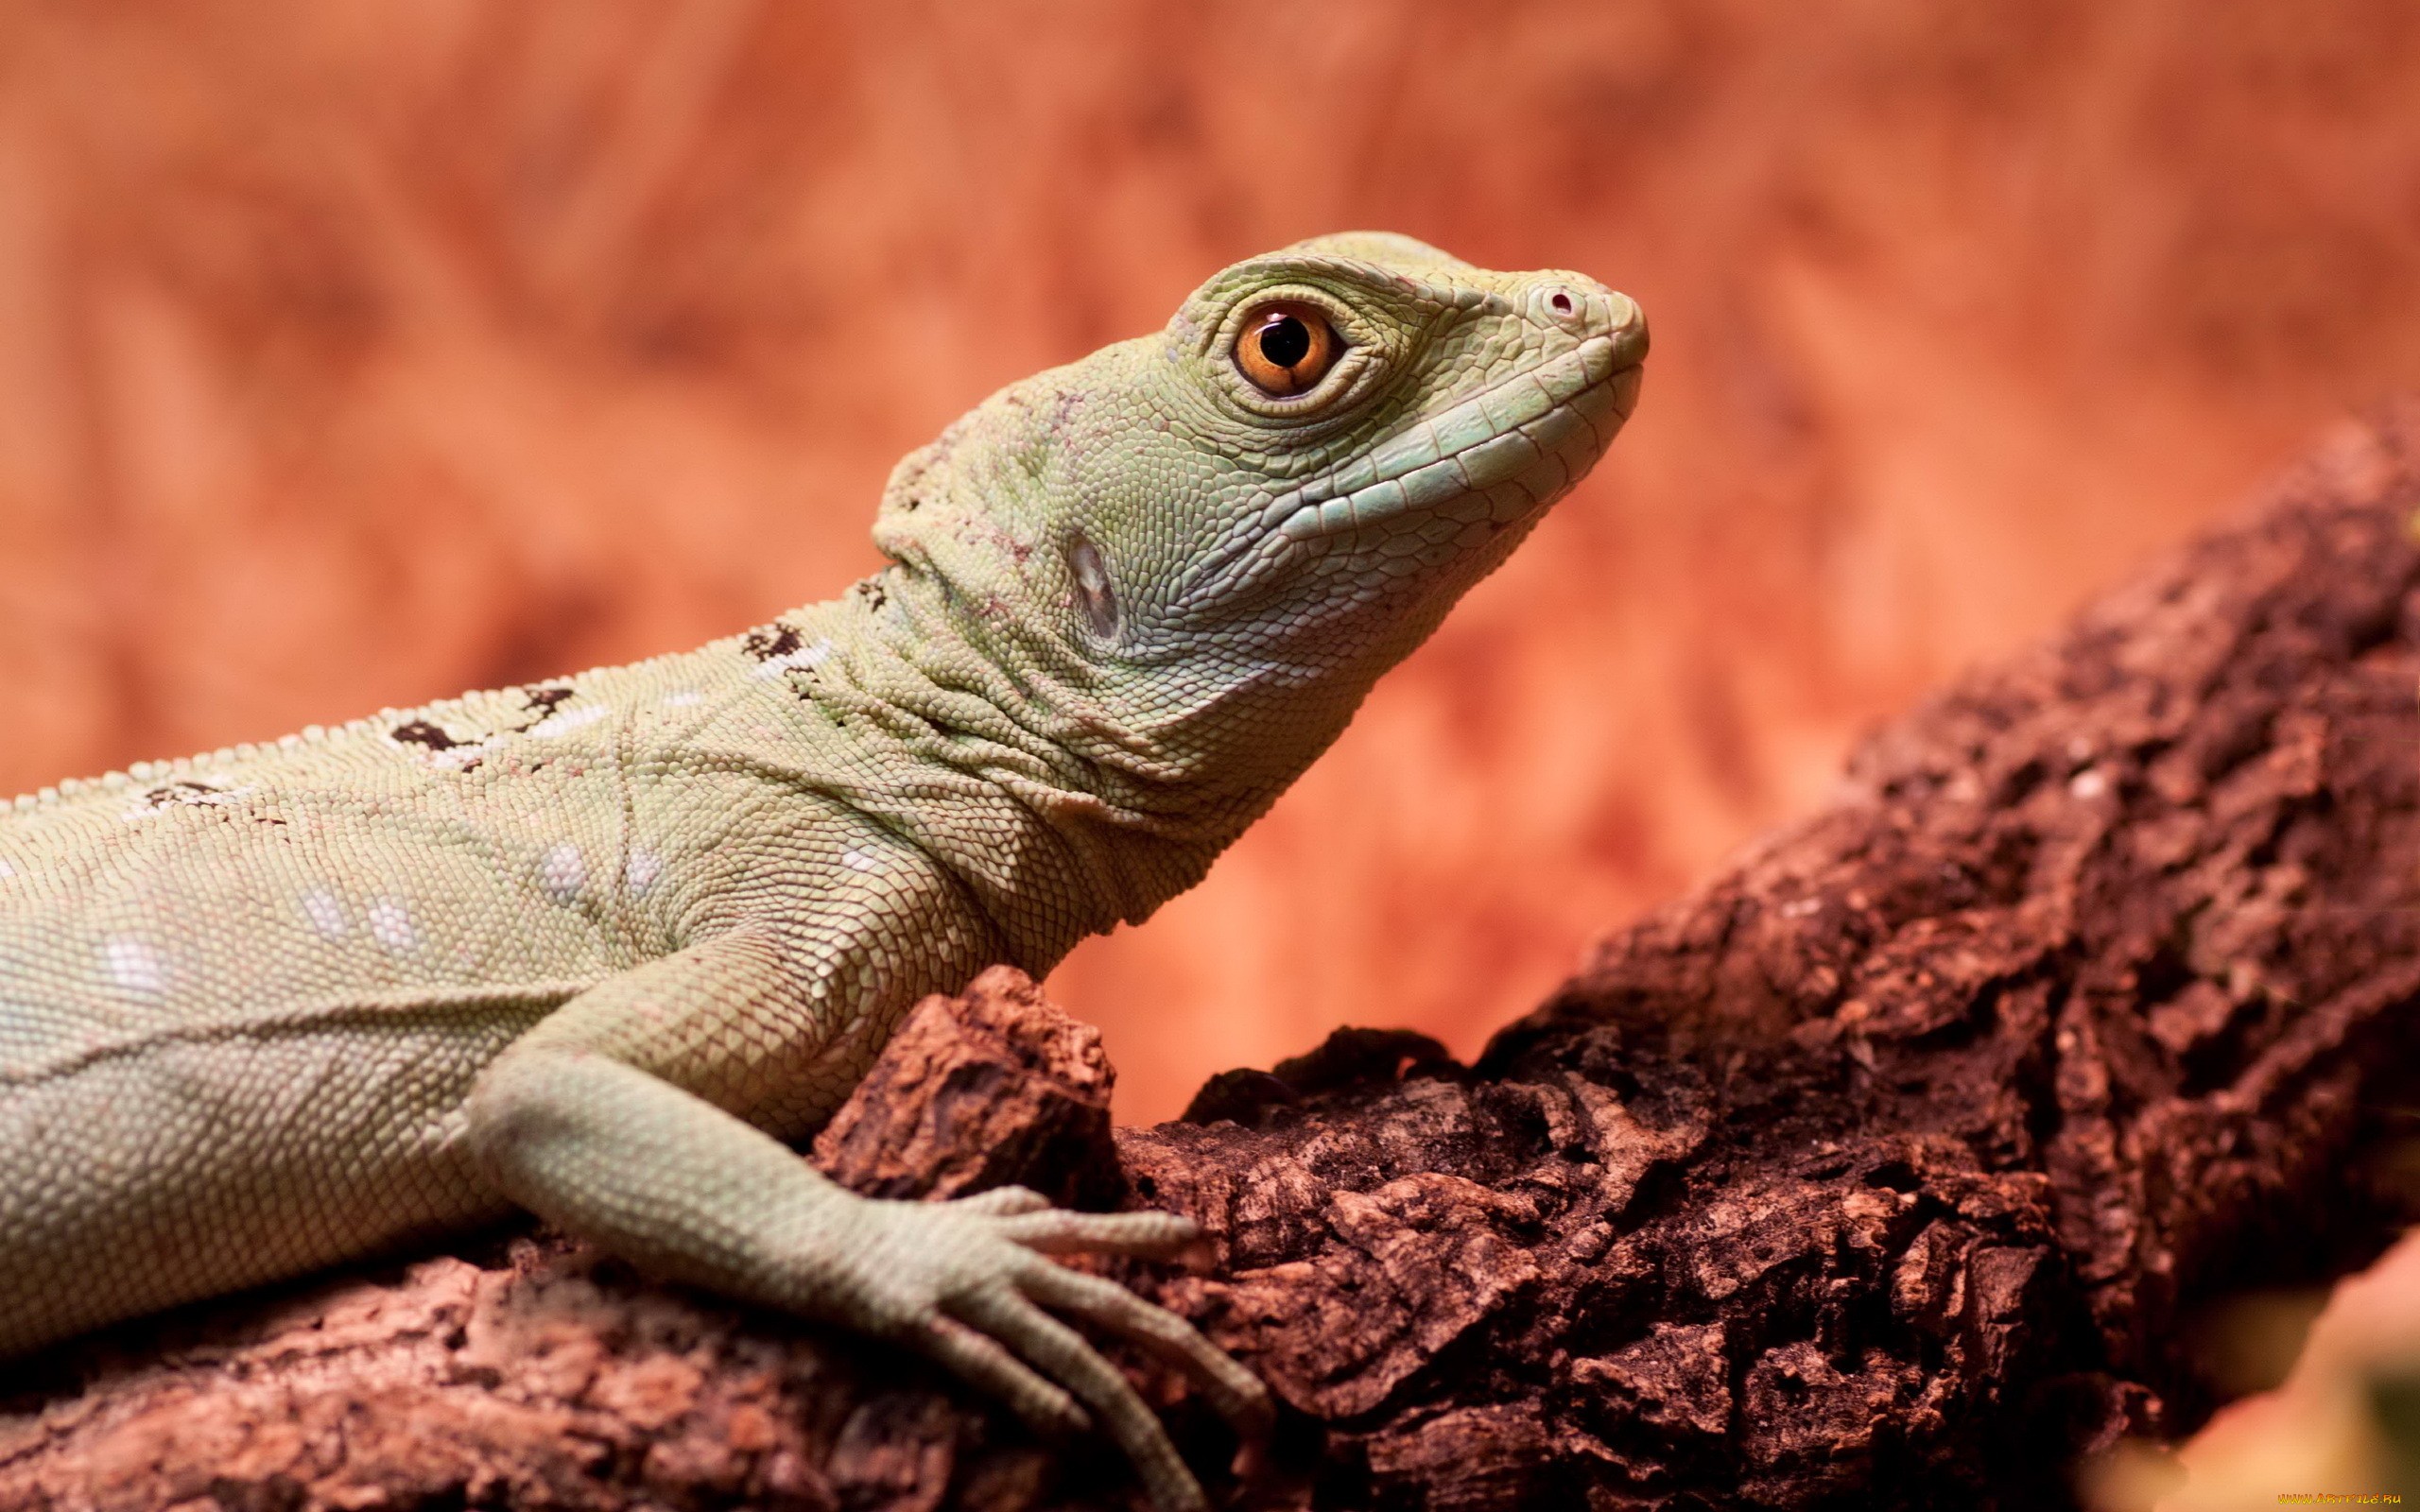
[757, 566, 1304, 974]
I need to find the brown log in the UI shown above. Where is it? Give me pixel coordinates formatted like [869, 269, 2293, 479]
[8, 407, 2420, 1509]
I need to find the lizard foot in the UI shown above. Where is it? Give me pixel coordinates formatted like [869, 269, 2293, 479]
[841, 1184, 1270, 1512]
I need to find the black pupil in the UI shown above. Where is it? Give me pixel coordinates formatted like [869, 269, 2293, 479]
[1258, 315, 1312, 369]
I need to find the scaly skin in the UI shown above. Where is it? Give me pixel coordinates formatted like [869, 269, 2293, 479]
[0, 233, 1643, 1509]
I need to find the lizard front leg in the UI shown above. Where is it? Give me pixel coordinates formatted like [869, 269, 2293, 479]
[462, 926, 1269, 1512]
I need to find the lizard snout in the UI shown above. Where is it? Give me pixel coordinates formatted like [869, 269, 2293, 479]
[1531, 277, 1649, 370]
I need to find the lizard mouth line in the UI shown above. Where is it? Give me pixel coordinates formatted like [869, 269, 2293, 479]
[1260, 333, 1635, 543]
[1166, 329, 1642, 619]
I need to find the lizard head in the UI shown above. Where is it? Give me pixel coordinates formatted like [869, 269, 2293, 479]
[873, 232, 1645, 786]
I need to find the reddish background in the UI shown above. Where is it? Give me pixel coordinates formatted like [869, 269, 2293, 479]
[3, 2, 2417, 1120]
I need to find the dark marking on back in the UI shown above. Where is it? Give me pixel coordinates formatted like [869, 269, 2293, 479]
[520, 686, 575, 719]
[496, 685, 579, 736]
[742, 625, 802, 662]
[390, 721, 462, 751]
[142, 781, 227, 809]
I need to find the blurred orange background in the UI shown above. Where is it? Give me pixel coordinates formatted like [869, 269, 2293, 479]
[3, 1, 2417, 1122]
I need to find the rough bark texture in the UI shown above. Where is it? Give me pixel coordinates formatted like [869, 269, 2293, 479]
[810, 968, 1123, 1213]
[8, 409, 2420, 1510]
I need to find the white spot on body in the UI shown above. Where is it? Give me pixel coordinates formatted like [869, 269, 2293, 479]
[661, 690, 704, 708]
[753, 638, 834, 679]
[2069, 769, 2109, 800]
[527, 704, 611, 738]
[103, 937, 164, 994]
[625, 849, 664, 898]
[540, 843, 586, 903]
[301, 887, 349, 940]
[369, 900, 419, 953]
[841, 847, 883, 873]
[0, 858, 14, 879]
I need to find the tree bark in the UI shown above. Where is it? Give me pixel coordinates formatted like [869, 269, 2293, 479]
[8, 407, 2420, 1510]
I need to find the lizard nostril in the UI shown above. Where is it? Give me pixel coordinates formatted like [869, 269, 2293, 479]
[1548, 290, 1574, 317]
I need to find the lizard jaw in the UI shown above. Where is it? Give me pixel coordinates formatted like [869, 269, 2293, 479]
[1173, 333, 1643, 619]
[1268, 332, 1639, 542]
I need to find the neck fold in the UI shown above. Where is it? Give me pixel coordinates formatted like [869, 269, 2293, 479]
[770, 568, 1272, 973]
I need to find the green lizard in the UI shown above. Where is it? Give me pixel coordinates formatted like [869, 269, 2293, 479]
[0, 232, 1643, 1509]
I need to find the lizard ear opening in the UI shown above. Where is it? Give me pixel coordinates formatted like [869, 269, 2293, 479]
[1068, 534, 1121, 643]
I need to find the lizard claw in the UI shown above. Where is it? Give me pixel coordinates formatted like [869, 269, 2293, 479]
[858, 1193, 1270, 1512]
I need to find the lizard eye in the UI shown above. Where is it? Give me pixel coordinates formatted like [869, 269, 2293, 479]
[1234, 301, 1340, 397]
